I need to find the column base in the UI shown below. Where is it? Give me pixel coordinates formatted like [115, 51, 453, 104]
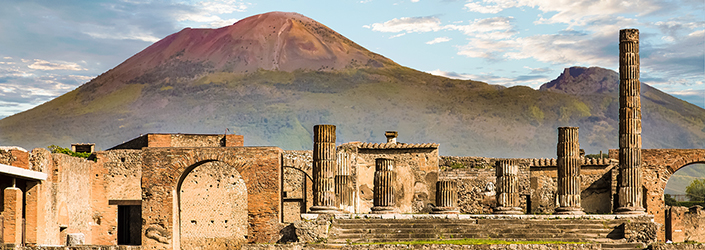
[309, 206, 341, 214]
[555, 207, 585, 215]
[615, 206, 646, 215]
[493, 207, 523, 215]
[371, 206, 397, 214]
[431, 207, 460, 214]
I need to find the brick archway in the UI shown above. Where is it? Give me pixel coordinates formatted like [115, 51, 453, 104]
[140, 147, 282, 250]
[641, 149, 705, 242]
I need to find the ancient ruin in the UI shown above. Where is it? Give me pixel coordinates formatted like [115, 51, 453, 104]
[1, 28, 704, 250]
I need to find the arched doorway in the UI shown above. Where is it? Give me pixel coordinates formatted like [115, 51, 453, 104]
[178, 161, 247, 249]
[663, 162, 705, 242]
[665, 163, 705, 203]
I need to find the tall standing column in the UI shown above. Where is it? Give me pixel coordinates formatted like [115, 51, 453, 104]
[556, 127, 585, 215]
[310, 124, 339, 214]
[335, 150, 354, 213]
[494, 159, 523, 214]
[371, 158, 396, 214]
[617, 29, 646, 214]
[432, 180, 459, 214]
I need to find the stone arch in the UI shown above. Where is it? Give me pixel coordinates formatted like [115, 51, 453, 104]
[282, 166, 313, 221]
[640, 149, 705, 242]
[176, 160, 247, 249]
[140, 147, 282, 249]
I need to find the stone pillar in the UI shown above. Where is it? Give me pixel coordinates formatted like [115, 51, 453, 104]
[617, 28, 645, 214]
[335, 150, 354, 213]
[310, 124, 339, 214]
[556, 127, 585, 215]
[3, 183, 23, 245]
[431, 180, 459, 214]
[494, 159, 522, 214]
[25, 181, 47, 245]
[371, 158, 396, 214]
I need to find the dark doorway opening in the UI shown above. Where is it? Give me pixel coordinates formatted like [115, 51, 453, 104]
[117, 205, 141, 245]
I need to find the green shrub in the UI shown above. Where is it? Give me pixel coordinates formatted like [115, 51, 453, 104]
[48, 145, 92, 159]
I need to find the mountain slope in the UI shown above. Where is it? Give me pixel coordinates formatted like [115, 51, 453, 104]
[0, 12, 704, 158]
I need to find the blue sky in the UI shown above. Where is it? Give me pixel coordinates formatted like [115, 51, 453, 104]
[0, 0, 703, 118]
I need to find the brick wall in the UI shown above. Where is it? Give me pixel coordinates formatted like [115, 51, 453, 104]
[140, 147, 283, 250]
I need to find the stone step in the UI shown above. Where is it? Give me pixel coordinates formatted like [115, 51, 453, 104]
[601, 242, 646, 250]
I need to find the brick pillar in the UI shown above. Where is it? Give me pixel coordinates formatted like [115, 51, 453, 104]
[310, 125, 339, 214]
[494, 159, 523, 214]
[371, 158, 396, 214]
[335, 150, 354, 213]
[3, 185, 23, 246]
[25, 181, 46, 245]
[616, 28, 646, 215]
[431, 180, 459, 214]
[556, 127, 585, 215]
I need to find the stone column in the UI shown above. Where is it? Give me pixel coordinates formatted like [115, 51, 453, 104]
[335, 150, 354, 213]
[3, 181, 24, 246]
[494, 159, 523, 214]
[617, 28, 646, 214]
[310, 124, 339, 214]
[556, 127, 585, 215]
[371, 158, 396, 214]
[432, 180, 459, 214]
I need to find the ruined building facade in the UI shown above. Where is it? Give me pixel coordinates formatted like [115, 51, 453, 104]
[1, 29, 704, 249]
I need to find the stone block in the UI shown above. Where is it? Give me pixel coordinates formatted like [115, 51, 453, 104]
[67, 233, 85, 246]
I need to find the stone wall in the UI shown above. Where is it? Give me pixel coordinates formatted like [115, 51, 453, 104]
[109, 134, 244, 149]
[439, 156, 615, 214]
[282, 151, 312, 222]
[667, 206, 705, 243]
[243, 243, 603, 250]
[140, 147, 283, 249]
[440, 157, 529, 214]
[348, 147, 439, 214]
[52, 154, 96, 245]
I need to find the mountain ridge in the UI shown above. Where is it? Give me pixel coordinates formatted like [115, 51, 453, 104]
[1, 12, 704, 158]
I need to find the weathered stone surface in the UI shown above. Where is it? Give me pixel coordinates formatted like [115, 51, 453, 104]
[311, 125, 338, 214]
[556, 127, 584, 215]
[67, 233, 86, 246]
[242, 243, 603, 250]
[372, 158, 396, 214]
[494, 159, 522, 214]
[625, 220, 658, 244]
[293, 215, 332, 243]
[617, 28, 645, 215]
[432, 180, 459, 214]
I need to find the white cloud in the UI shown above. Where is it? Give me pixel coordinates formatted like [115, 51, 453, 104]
[427, 37, 452, 44]
[364, 16, 445, 33]
[428, 69, 550, 88]
[176, 0, 248, 28]
[390, 33, 407, 39]
[27, 60, 86, 71]
[464, 0, 666, 26]
[3, 57, 11, 60]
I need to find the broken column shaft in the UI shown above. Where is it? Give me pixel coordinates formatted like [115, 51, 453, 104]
[494, 159, 523, 214]
[371, 158, 396, 214]
[310, 124, 339, 214]
[617, 28, 646, 214]
[432, 180, 459, 214]
[335, 150, 354, 213]
[556, 127, 585, 215]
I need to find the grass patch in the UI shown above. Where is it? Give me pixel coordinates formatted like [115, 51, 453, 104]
[356, 239, 587, 245]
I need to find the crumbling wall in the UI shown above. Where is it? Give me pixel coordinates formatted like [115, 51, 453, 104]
[282, 150, 312, 222]
[52, 153, 95, 245]
[180, 161, 247, 249]
[668, 206, 705, 242]
[440, 157, 529, 214]
[352, 148, 439, 214]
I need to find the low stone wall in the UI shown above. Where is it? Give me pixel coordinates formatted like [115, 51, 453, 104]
[2, 245, 141, 250]
[243, 243, 602, 250]
[648, 243, 705, 250]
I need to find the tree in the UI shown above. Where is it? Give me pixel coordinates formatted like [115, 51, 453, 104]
[685, 179, 705, 202]
[664, 194, 678, 206]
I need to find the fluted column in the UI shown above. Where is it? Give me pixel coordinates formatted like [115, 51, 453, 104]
[617, 29, 646, 214]
[494, 159, 523, 214]
[371, 158, 396, 214]
[556, 127, 585, 215]
[335, 150, 354, 213]
[310, 124, 339, 214]
[432, 180, 459, 214]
